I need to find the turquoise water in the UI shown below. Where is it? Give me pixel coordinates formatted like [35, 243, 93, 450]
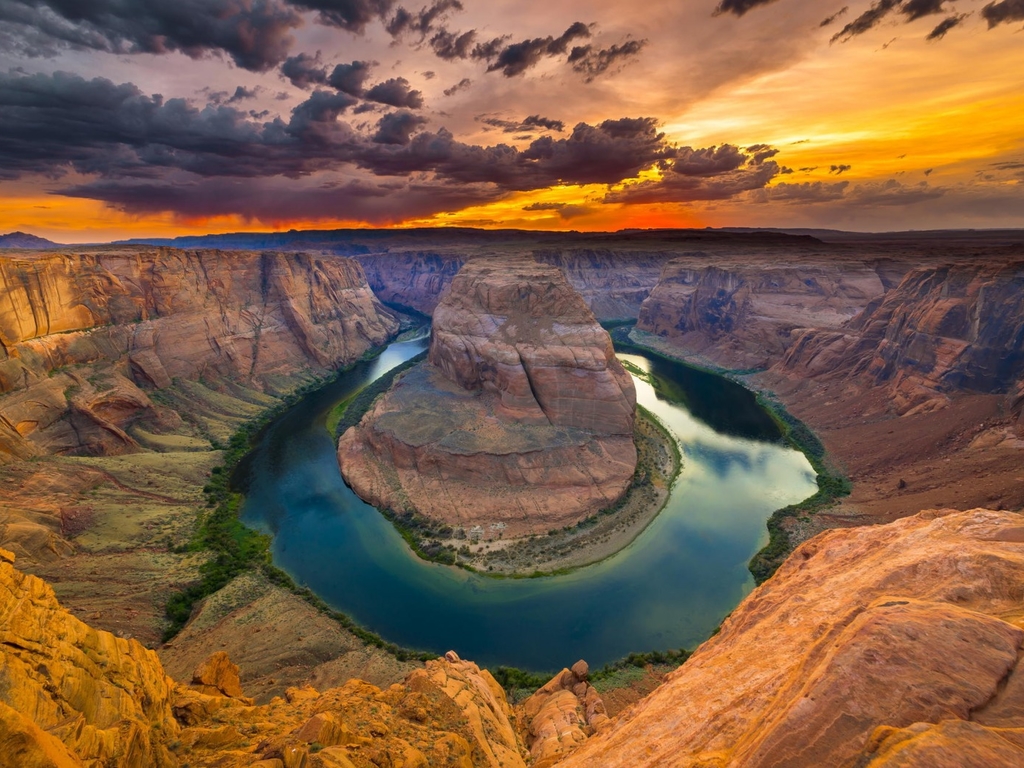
[240, 337, 816, 672]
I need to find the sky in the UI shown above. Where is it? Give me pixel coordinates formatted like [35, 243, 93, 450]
[0, 0, 1022, 241]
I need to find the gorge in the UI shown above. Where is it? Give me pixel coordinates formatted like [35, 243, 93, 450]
[1, 228, 1023, 767]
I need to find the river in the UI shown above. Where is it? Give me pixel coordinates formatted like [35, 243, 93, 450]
[239, 335, 816, 672]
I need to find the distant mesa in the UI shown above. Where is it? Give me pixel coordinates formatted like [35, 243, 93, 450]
[0, 231, 60, 249]
[339, 258, 638, 538]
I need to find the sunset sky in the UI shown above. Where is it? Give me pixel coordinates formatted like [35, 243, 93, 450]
[1, 0, 1022, 242]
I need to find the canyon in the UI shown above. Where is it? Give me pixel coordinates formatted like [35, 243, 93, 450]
[2, 228, 1023, 766]
[339, 258, 637, 539]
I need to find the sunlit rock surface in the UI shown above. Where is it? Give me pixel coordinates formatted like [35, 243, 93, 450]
[558, 509, 1024, 768]
[340, 258, 637, 537]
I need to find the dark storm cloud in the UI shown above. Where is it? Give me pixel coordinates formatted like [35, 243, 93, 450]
[927, 14, 967, 40]
[328, 61, 374, 96]
[830, 164, 852, 174]
[0, 0, 302, 71]
[901, 0, 948, 21]
[359, 117, 672, 190]
[522, 201, 591, 219]
[281, 51, 329, 88]
[831, 0, 902, 42]
[0, 70, 682, 204]
[61, 175, 505, 224]
[604, 144, 781, 205]
[982, 0, 1024, 26]
[385, 0, 462, 39]
[429, 27, 477, 60]
[567, 39, 646, 82]
[830, 0, 959, 42]
[373, 110, 428, 144]
[477, 22, 592, 77]
[480, 115, 565, 133]
[287, 0, 394, 33]
[442, 77, 472, 96]
[713, 0, 781, 16]
[0, 70, 366, 180]
[364, 77, 423, 108]
[820, 7, 849, 27]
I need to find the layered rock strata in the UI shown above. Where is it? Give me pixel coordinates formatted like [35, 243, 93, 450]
[520, 660, 610, 767]
[777, 261, 1024, 414]
[559, 508, 1024, 767]
[636, 256, 897, 370]
[340, 258, 637, 537]
[0, 249, 398, 458]
[0, 546, 530, 767]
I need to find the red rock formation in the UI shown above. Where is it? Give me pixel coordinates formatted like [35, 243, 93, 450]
[558, 508, 1024, 768]
[0, 249, 398, 456]
[778, 262, 1024, 414]
[520, 660, 610, 767]
[340, 258, 637, 537]
[636, 256, 894, 369]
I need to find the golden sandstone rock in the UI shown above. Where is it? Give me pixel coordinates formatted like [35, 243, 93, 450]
[558, 508, 1024, 767]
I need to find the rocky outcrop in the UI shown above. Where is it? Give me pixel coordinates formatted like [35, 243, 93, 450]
[0, 546, 180, 767]
[778, 262, 1024, 414]
[636, 256, 894, 369]
[558, 508, 1024, 767]
[0, 545, 531, 767]
[520, 660, 610, 767]
[0, 249, 398, 457]
[339, 259, 637, 537]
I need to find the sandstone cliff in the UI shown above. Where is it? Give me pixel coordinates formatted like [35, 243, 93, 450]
[0, 546, 180, 767]
[558, 508, 1024, 767]
[635, 256, 898, 370]
[0, 545, 531, 767]
[357, 248, 674, 321]
[0, 249, 398, 458]
[777, 261, 1024, 414]
[339, 259, 637, 538]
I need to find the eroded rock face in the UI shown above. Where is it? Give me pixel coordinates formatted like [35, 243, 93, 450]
[339, 259, 637, 537]
[519, 659, 610, 767]
[636, 256, 893, 369]
[0, 249, 398, 457]
[558, 509, 1024, 768]
[0, 547, 180, 767]
[428, 259, 635, 434]
[779, 262, 1024, 415]
[0, 546, 530, 767]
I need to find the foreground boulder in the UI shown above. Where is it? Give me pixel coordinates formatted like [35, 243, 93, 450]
[558, 508, 1024, 767]
[340, 258, 637, 537]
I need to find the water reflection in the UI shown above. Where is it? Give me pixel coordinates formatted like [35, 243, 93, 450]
[240, 341, 817, 672]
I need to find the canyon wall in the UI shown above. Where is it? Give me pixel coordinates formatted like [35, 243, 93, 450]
[0, 249, 398, 457]
[635, 256, 900, 370]
[340, 258, 638, 538]
[559, 508, 1024, 768]
[357, 248, 677, 321]
[777, 261, 1024, 414]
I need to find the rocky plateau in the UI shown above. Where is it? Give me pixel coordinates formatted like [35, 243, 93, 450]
[339, 258, 637, 538]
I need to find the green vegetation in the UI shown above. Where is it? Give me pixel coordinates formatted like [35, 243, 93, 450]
[613, 329, 852, 586]
[747, 395, 851, 584]
[161, 342, 436, 664]
[332, 351, 426, 440]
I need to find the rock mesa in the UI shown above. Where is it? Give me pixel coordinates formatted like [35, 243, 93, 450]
[340, 258, 637, 537]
